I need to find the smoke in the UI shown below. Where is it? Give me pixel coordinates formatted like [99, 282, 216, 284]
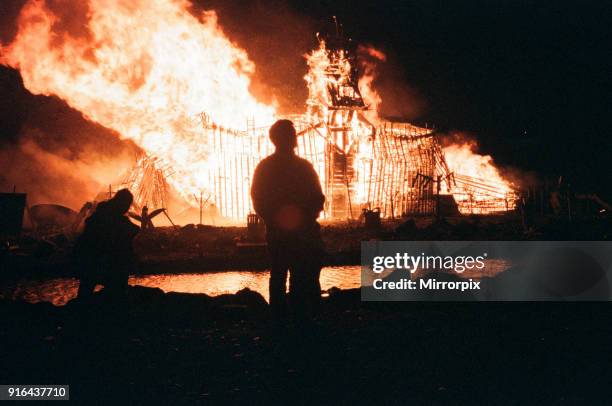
[2, 0, 427, 117]
[0, 2, 140, 209]
[1, 0, 313, 113]
[0, 130, 135, 209]
[0, 66, 140, 209]
[44, 0, 92, 42]
[198, 1, 428, 119]
[0, 0, 27, 44]
[357, 44, 426, 121]
[189, 0, 317, 114]
[0, 0, 433, 214]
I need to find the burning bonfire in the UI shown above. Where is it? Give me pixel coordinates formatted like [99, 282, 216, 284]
[1, 0, 517, 223]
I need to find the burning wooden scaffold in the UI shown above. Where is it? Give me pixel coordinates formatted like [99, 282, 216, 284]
[120, 30, 517, 222]
[191, 32, 516, 221]
[119, 154, 174, 212]
[192, 117, 453, 221]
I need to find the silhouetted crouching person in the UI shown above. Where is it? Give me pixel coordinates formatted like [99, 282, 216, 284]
[251, 120, 325, 319]
[74, 189, 139, 303]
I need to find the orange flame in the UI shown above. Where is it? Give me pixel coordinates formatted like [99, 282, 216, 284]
[3, 2, 515, 218]
[443, 142, 517, 213]
[1, 0, 275, 203]
[443, 143, 508, 186]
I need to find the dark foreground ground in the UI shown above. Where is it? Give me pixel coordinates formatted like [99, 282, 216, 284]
[1, 286, 611, 405]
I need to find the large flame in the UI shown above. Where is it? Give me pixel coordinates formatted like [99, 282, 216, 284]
[304, 40, 384, 125]
[443, 142, 516, 213]
[3, 2, 515, 219]
[303, 39, 515, 215]
[443, 143, 509, 186]
[1, 0, 275, 202]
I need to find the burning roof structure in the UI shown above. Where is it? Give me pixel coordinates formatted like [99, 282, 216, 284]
[1, 0, 517, 222]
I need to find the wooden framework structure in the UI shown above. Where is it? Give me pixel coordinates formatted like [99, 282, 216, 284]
[119, 31, 517, 222]
[120, 154, 173, 211]
[196, 118, 451, 220]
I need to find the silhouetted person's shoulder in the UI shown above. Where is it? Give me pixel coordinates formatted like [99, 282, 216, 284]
[251, 152, 324, 227]
[251, 152, 322, 196]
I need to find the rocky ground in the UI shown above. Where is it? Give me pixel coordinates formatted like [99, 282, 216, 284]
[1, 286, 611, 404]
[2, 214, 611, 403]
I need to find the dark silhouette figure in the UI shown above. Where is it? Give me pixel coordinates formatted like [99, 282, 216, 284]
[129, 205, 165, 230]
[74, 189, 140, 301]
[251, 120, 325, 319]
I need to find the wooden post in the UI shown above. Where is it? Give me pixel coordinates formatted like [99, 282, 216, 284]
[199, 191, 203, 225]
[436, 175, 442, 221]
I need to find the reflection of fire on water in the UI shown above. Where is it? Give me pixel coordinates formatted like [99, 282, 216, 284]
[2, 0, 516, 222]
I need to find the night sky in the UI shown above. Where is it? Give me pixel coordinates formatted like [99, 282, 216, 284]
[1, 0, 611, 199]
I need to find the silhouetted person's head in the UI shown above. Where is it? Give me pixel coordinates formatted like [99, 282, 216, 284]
[270, 119, 297, 154]
[109, 188, 133, 215]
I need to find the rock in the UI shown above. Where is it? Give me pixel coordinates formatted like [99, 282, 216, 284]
[213, 288, 268, 317]
[326, 287, 360, 308]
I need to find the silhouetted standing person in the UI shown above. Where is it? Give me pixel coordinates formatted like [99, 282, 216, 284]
[75, 189, 140, 302]
[251, 120, 325, 319]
